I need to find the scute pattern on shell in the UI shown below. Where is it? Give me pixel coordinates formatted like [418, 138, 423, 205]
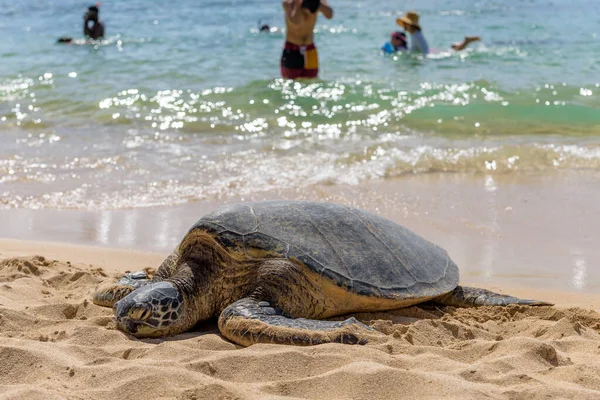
[188, 201, 459, 300]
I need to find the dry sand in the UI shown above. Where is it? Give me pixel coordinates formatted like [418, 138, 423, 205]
[1, 241, 600, 400]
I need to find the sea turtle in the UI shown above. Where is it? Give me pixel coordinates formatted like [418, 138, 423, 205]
[93, 201, 551, 346]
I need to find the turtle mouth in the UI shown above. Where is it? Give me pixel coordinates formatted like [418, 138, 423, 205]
[114, 300, 161, 336]
[116, 316, 165, 337]
[119, 318, 140, 335]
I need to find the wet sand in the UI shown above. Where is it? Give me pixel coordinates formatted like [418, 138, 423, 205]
[2, 171, 599, 293]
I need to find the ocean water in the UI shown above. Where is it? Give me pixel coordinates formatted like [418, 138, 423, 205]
[1, 0, 599, 210]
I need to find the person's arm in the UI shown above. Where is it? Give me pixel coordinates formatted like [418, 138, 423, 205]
[282, 0, 302, 26]
[83, 17, 91, 36]
[451, 36, 480, 51]
[319, 0, 334, 19]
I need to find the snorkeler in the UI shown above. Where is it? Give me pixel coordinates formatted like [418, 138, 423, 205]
[381, 31, 408, 54]
[281, 0, 334, 79]
[396, 11, 480, 55]
[84, 5, 105, 40]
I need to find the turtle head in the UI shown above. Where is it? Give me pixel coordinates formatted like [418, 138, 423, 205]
[114, 281, 190, 337]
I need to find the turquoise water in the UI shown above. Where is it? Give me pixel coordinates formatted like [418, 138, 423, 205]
[1, 0, 599, 209]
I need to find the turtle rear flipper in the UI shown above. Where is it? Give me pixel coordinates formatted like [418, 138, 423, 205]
[218, 297, 380, 347]
[435, 286, 554, 307]
[92, 271, 150, 307]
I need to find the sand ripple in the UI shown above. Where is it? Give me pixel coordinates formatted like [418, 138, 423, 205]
[1, 256, 599, 399]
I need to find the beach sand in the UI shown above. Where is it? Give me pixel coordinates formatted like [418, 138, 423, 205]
[1, 240, 599, 400]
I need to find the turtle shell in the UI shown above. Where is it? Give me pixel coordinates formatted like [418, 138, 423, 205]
[190, 201, 459, 299]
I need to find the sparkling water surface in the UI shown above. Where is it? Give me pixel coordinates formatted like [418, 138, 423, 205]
[1, 0, 599, 209]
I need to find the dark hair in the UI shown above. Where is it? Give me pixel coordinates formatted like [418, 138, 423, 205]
[391, 31, 407, 48]
[302, 0, 320, 13]
[391, 31, 407, 40]
[88, 5, 99, 13]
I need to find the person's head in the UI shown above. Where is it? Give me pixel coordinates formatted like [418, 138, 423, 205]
[86, 5, 99, 21]
[390, 31, 407, 49]
[301, 0, 321, 14]
[260, 24, 271, 32]
[396, 11, 421, 33]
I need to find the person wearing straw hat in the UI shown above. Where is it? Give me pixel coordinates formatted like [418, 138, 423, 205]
[396, 11, 481, 55]
[396, 11, 429, 55]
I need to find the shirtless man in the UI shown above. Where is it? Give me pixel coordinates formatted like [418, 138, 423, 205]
[281, 0, 333, 79]
[84, 5, 105, 40]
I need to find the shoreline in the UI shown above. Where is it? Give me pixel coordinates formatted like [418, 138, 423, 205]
[1, 238, 598, 312]
[1, 170, 599, 294]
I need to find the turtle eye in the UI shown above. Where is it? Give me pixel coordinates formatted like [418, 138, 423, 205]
[129, 303, 152, 321]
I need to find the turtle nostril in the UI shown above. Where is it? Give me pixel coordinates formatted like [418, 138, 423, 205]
[128, 304, 152, 321]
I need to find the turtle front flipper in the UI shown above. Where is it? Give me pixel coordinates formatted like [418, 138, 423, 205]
[93, 251, 180, 308]
[218, 297, 380, 347]
[92, 271, 151, 307]
[435, 285, 554, 307]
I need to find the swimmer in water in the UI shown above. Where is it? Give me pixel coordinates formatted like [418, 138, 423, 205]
[281, 0, 334, 79]
[84, 5, 105, 40]
[381, 31, 408, 54]
[451, 36, 481, 51]
[396, 11, 480, 55]
[57, 4, 105, 44]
